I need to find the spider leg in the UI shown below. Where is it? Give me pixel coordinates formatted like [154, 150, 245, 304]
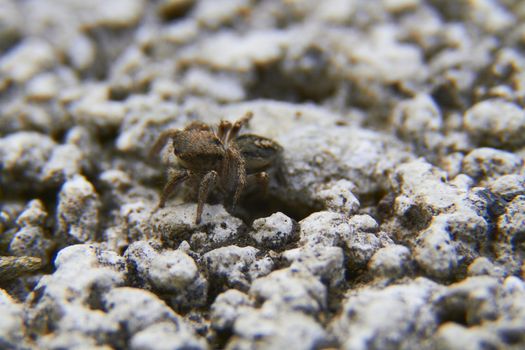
[231, 155, 247, 209]
[150, 129, 180, 158]
[195, 170, 218, 224]
[227, 111, 253, 143]
[158, 169, 190, 208]
[217, 120, 232, 143]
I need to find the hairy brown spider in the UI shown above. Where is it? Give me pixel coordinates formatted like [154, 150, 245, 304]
[150, 112, 283, 224]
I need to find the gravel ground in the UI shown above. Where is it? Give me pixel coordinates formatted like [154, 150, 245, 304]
[1, 0, 525, 349]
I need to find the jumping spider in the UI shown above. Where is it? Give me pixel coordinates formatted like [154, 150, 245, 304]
[150, 112, 284, 224]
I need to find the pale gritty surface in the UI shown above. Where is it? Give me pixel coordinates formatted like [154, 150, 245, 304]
[1, 1, 525, 349]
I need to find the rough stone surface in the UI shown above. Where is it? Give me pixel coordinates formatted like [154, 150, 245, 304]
[0, 289, 26, 349]
[2, 1, 525, 349]
[249, 265, 327, 315]
[250, 212, 297, 249]
[9, 200, 54, 264]
[203, 245, 273, 291]
[124, 241, 208, 308]
[210, 289, 254, 331]
[368, 244, 413, 279]
[229, 306, 329, 350]
[464, 99, 525, 148]
[283, 245, 345, 287]
[462, 147, 523, 181]
[56, 175, 101, 243]
[331, 278, 441, 350]
[130, 321, 208, 350]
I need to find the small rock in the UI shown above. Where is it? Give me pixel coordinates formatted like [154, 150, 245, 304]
[250, 212, 297, 249]
[124, 242, 207, 308]
[433, 322, 503, 350]
[464, 99, 525, 148]
[467, 257, 503, 278]
[37, 332, 113, 350]
[314, 179, 360, 214]
[488, 174, 525, 201]
[54, 304, 121, 346]
[283, 245, 345, 287]
[104, 287, 184, 336]
[179, 29, 289, 71]
[414, 216, 458, 279]
[151, 204, 245, 251]
[344, 215, 392, 271]
[210, 289, 254, 331]
[368, 244, 413, 279]
[0, 290, 26, 349]
[193, 0, 249, 29]
[391, 93, 442, 142]
[348, 214, 380, 233]
[124, 240, 160, 287]
[25, 72, 60, 101]
[116, 94, 179, 157]
[331, 278, 440, 350]
[148, 250, 206, 295]
[0, 131, 56, 186]
[0, 38, 56, 83]
[9, 226, 53, 265]
[299, 211, 349, 247]
[391, 160, 460, 215]
[229, 307, 329, 350]
[9, 200, 54, 264]
[119, 201, 156, 242]
[15, 199, 47, 227]
[249, 265, 326, 314]
[434, 276, 500, 326]
[497, 195, 525, 245]
[41, 144, 83, 185]
[130, 321, 207, 350]
[68, 34, 96, 71]
[203, 245, 273, 291]
[70, 84, 127, 130]
[26, 245, 126, 340]
[462, 147, 523, 181]
[182, 68, 245, 102]
[56, 175, 101, 243]
[495, 195, 525, 273]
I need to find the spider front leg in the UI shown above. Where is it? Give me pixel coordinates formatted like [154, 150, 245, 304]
[158, 169, 189, 208]
[149, 129, 181, 157]
[217, 120, 232, 143]
[227, 111, 253, 143]
[232, 170, 246, 209]
[223, 147, 246, 209]
[195, 170, 218, 224]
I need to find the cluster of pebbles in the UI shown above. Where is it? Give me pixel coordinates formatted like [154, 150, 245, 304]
[1, 0, 525, 349]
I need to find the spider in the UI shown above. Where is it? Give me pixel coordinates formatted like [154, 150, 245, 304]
[150, 112, 283, 224]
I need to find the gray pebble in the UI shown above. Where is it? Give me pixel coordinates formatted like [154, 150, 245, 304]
[249, 265, 326, 314]
[464, 99, 525, 148]
[130, 321, 208, 350]
[462, 147, 523, 181]
[56, 175, 101, 243]
[250, 212, 297, 249]
[368, 244, 413, 279]
[210, 289, 254, 331]
[203, 245, 273, 291]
